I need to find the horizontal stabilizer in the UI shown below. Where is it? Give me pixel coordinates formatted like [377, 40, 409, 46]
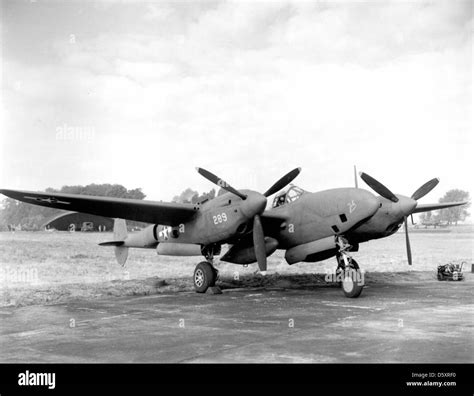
[98, 241, 124, 247]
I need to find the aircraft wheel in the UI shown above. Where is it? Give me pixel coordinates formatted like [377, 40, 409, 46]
[342, 264, 364, 298]
[194, 261, 217, 293]
[335, 257, 360, 287]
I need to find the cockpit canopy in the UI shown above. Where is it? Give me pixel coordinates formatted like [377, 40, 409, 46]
[272, 185, 306, 208]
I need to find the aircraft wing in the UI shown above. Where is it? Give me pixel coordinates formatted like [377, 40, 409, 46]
[413, 201, 468, 214]
[0, 189, 198, 226]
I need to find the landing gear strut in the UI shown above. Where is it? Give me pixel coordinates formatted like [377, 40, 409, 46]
[336, 236, 364, 298]
[193, 245, 220, 293]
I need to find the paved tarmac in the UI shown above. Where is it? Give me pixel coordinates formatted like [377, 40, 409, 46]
[0, 273, 472, 363]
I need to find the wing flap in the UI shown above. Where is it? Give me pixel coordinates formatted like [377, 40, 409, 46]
[0, 189, 197, 226]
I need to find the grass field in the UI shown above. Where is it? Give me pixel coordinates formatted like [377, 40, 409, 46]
[1, 228, 472, 307]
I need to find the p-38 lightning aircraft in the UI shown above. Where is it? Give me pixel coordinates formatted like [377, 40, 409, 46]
[0, 168, 467, 298]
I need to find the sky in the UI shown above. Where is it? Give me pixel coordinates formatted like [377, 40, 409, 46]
[1, 0, 472, 206]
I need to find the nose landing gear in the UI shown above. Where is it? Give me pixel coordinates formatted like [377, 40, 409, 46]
[336, 236, 364, 298]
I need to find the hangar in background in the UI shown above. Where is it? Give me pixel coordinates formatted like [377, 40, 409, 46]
[43, 212, 114, 232]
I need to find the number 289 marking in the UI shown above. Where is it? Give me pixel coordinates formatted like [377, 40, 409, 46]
[213, 213, 228, 224]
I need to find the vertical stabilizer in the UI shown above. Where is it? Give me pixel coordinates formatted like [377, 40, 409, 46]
[114, 218, 128, 241]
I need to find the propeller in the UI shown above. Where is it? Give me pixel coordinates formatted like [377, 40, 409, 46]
[197, 167, 301, 272]
[263, 167, 301, 197]
[404, 216, 412, 265]
[359, 172, 398, 202]
[411, 178, 439, 201]
[196, 167, 247, 200]
[253, 214, 267, 272]
[359, 172, 441, 266]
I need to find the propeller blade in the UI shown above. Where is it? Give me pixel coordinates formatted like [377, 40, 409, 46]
[411, 178, 439, 201]
[404, 216, 412, 265]
[263, 167, 301, 197]
[354, 165, 358, 188]
[196, 167, 247, 200]
[410, 214, 414, 225]
[253, 214, 267, 272]
[359, 172, 399, 203]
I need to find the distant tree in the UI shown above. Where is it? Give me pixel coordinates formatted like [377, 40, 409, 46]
[124, 188, 146, 200]
[418, 210, 432, 224]
[45, 184, 146, 200]
[436, 189, 471, 225]
[172, 188, 216, 204]
[192, 189, 215, 204]
[172, 188, 198, 203]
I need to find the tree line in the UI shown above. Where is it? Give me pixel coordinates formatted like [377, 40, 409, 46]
[418, 189, 471, 226]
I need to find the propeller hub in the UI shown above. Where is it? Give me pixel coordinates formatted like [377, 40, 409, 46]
[397, 195, 417, 216]
[241, 191, 267, 219]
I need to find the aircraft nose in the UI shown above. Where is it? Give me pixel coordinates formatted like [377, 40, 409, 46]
[359, 189, 380, 217]
[241, 192, 267, 218]
[398, 196, 417, 216]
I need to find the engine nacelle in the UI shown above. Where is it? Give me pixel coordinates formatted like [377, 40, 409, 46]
[220, 237, 279, 265]
[156, 243, 202, 256]
[285, 236, 337, 264]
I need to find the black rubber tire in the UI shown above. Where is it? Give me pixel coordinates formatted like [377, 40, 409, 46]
[341, 267, 364, 298]
[335, 257, 360, 287]
[350, 258, 360, 270]
[212, 267, 219, 284]
[193, 261, 217, 293]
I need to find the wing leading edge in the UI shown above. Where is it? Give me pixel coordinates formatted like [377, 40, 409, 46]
[0, 189, 198, 226]
[413, 201, 469, 214]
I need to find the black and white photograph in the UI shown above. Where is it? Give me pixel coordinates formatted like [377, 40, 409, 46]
[0, 0, 472, 391]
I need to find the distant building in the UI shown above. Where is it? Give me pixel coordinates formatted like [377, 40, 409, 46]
[42, 212, 113, 232]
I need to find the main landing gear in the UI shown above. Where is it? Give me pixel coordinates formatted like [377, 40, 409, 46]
[193, 245, 219, 293]
[193, 262, 218, 293]
[336, 236, 364, 298]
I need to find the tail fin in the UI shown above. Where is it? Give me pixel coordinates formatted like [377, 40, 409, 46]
[113, 218, 127, 241]
[98, 219, 129, 266]
[115, 245, 129, 267]
[113, 219, 128, 266]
